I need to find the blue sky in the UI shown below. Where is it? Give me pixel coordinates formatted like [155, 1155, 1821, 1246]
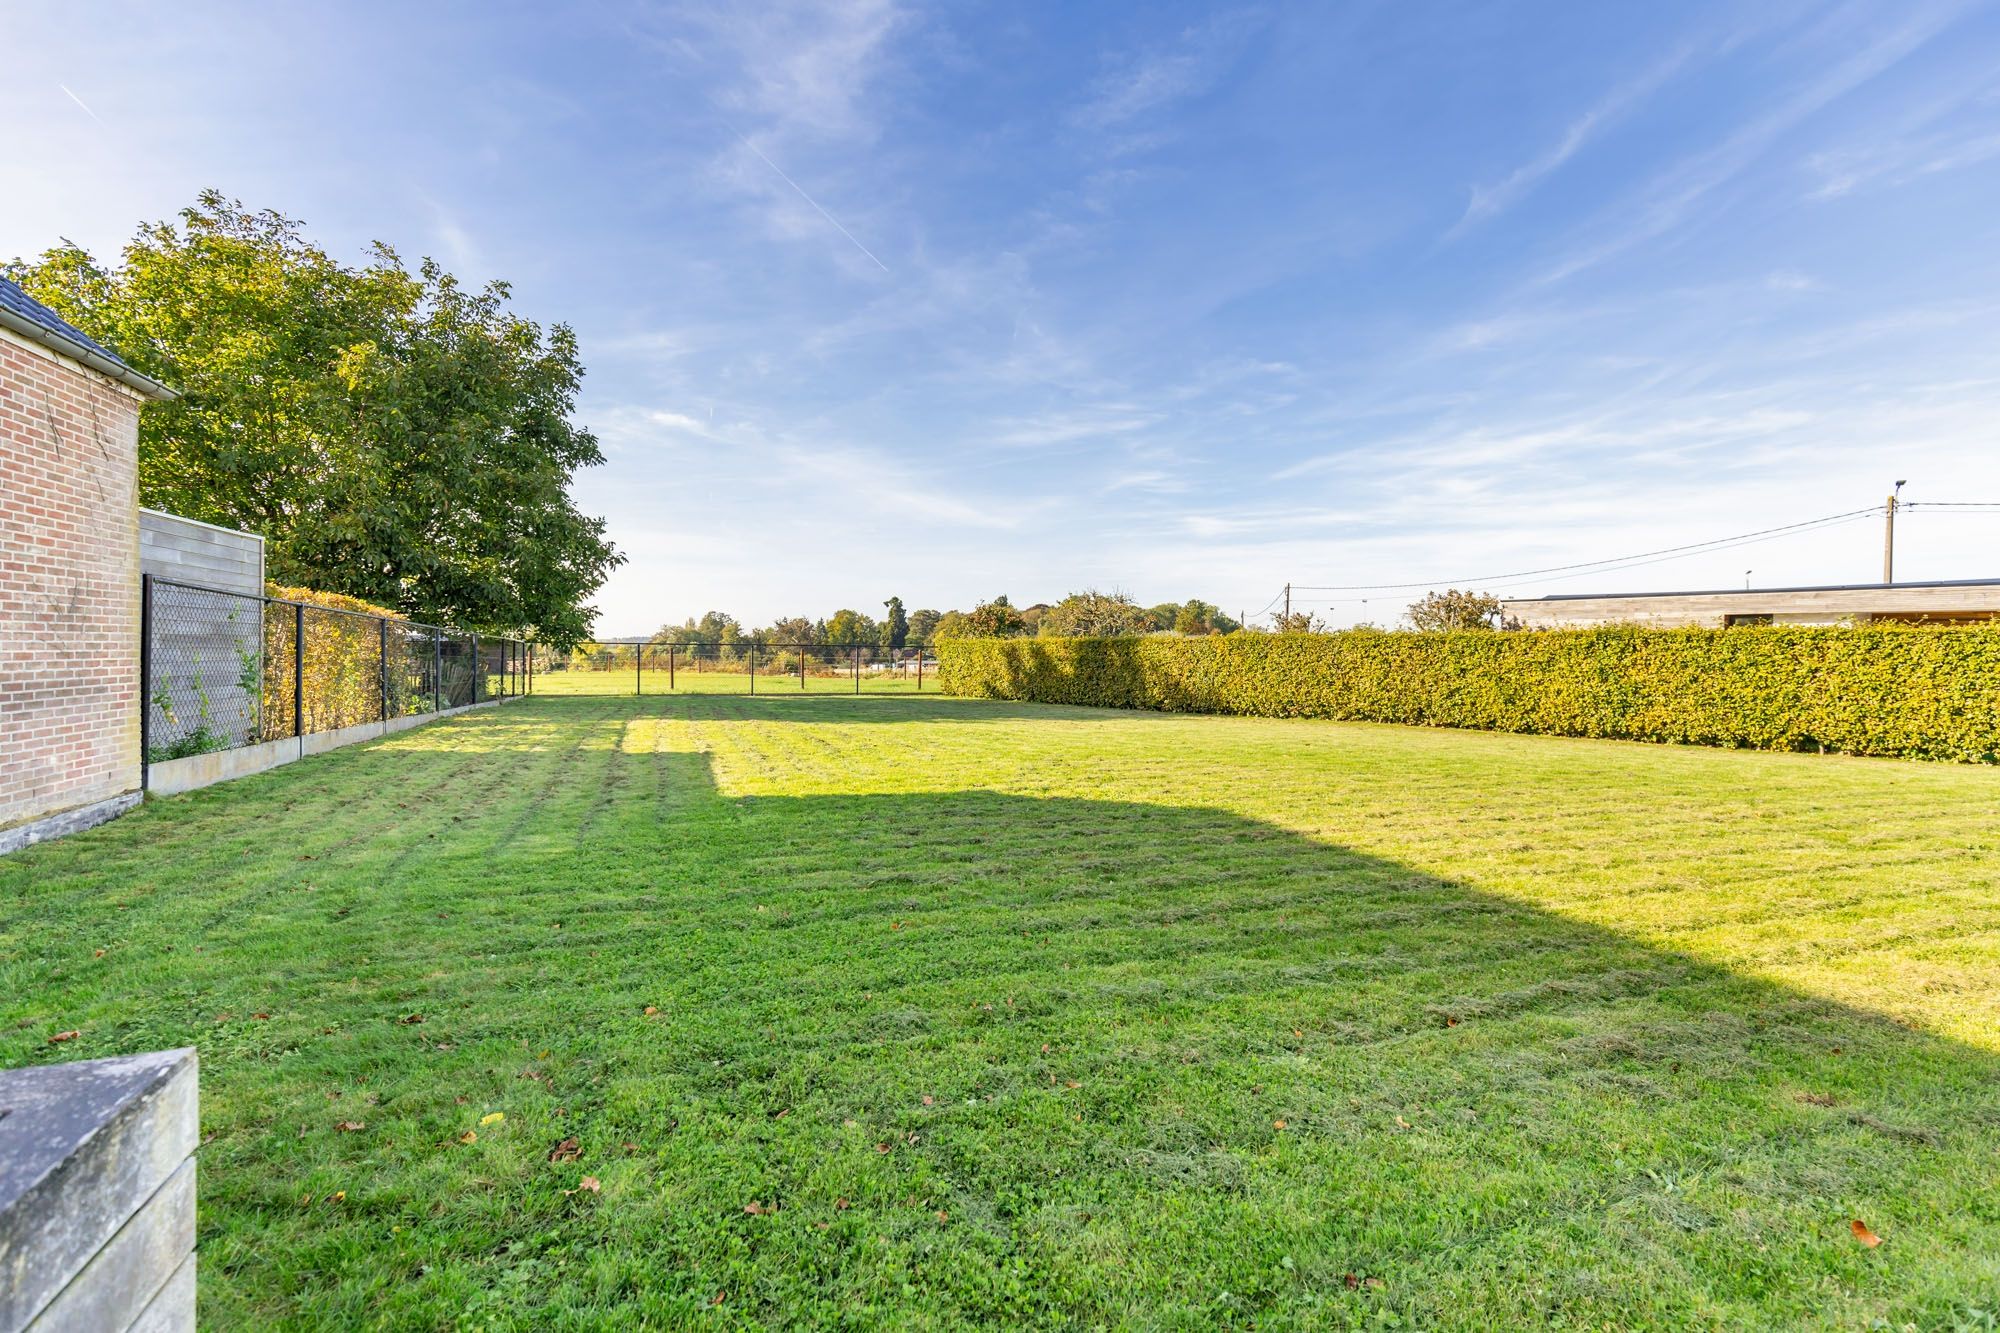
[8, 1, 2000, 632]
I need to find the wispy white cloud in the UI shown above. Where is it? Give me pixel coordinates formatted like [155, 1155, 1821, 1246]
[1452, 44, 1699, 235]
[1071, 11, 1262, 152]
[1538, 1, 1972, 284]
[58, 83, 104, 126]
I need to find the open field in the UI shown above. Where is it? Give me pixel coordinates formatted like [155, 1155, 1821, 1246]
[533, 668, 933, 696]
[4, 695, 1999, 1328]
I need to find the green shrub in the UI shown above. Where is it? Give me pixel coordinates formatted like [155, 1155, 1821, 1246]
[937, 627, 2000, 762]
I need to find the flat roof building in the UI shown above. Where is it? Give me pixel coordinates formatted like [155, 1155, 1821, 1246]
[1502, 578, 2000, 629]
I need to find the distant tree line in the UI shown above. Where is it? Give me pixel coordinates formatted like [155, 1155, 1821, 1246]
[560, 587, 1518, 669]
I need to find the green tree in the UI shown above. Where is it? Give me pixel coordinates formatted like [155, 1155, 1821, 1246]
[1405, 589, 1511, 631]
[767, 616, 816, 645]
[1040, 590, 1152, 637]
[881, 596, 909, 651]
[6, 192, 619, 649]
[965, 596, 1027, 638]
[907, 608, 942, 645]
[931, 610, 972, 640]
[825, 609, 878, 646]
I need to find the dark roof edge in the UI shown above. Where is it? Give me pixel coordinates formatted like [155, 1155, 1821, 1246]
[1510, 577, 2000, 603]
[0, 306, 177, 401]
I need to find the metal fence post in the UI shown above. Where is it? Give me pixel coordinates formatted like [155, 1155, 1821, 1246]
[379, 617, 390, 721]
[667, 643, 675, 691]
[472, 633, 481, 704]
[139, 573, 152, 788]
[916, 645, 923, 692]
[635, 641, 642, 696]
[800, 645, 807, 690]
[749, 641, 757, 695]
[293, 602, 305, 738]
[433, 630, 443, 714]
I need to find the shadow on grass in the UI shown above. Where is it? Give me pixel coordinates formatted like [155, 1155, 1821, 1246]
[3, 698, 1996, 1327]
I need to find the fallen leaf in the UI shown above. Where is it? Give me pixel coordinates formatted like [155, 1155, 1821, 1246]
[1065, 1081, 1081, 1089]
[1395, 1116, 1412, 1130]
[921, 1095, 934, 1106]
[300, 1193, 313, 1207]
[711, 1292, 727, 1307]
[480, 1112, 505, 1126]
[835, 1197, 851, 1210]
[49, 1030, 80, 1044]
[1446, 1016, 1460, 1027]
[549, 1137, 581, 1163]
[459, 1131, 477, 1145]
[93, 949, 105, 958]
[744, 1201, 768, 1215]
[934, 1210, 948, 1222]
[1273, 1119, 1288, 1131]
[400, 1014, 424, 1025]
[1851, 1219, 1882, 1248]
[252, 1013, 270, 1021]
[1367, 1277, 1385, 1290]
[336, 1120, 366, 1132]
[1344, 1273, 1359, 1289]
[643, 1006, 658, 1016]
[579, 1176, 600, 1192]
[876, 1143, 892, 1154]
[331, 1191, 346, 1203]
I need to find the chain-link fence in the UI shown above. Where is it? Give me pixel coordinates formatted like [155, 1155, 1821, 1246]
[533, 641, 934, 695]
[144, 576, 529, 772]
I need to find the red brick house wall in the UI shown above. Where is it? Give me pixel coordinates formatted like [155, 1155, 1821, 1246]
[0, 328, 145, 834]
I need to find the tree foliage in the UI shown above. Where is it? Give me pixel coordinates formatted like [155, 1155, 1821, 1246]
[7, 192, 620, 649]
[881, 596, 909, 651]
[1036, 590, 1153, 637]
[1406, 589, 1510, 632]
[962, 596, 1028, 638]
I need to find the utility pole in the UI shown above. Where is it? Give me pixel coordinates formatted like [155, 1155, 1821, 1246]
[1883, 480, 1907, 585]
[1282, 583, 1291, 625]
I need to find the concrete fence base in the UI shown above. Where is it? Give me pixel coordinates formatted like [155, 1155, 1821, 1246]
[146, 696, 514, 797]
[0, 1048, 199, 1333]
[0, 792, 143, 858]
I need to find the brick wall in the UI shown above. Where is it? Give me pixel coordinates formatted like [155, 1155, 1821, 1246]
[0, 328, 143, 832]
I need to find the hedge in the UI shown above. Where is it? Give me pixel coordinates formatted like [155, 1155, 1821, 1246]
[263, 583, 398, 739]
[935, 628, 2000, 762]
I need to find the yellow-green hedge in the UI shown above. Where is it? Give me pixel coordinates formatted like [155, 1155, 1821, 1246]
[936, 628, 2000, 762]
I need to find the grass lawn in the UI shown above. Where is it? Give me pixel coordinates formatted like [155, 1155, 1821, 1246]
[5, 695, 1999, 1329]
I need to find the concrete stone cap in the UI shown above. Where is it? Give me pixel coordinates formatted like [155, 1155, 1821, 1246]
[0, 1049, 198, 1333]
[0, 1050, 195, 1216]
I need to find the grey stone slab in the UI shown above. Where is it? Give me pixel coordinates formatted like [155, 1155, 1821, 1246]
[25, 1158, 193, 1333]
[123, 1252, 194, 1333]
[0, 1050, 197, 1333]
[0, 792, 141, 858]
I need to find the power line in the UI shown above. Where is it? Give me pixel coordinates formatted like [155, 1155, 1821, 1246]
[1292, 510, 1888, 606]
[1290, 505, 1886, 594]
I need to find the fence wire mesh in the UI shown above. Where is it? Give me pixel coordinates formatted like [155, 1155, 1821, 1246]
[145, 576, 528, 770]
[533, 641, 933, 695]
